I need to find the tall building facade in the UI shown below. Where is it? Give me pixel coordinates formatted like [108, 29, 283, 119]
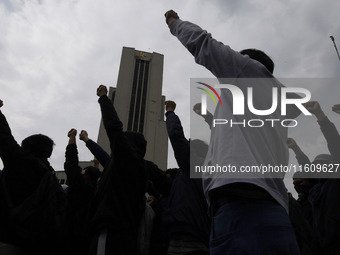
[97, 47, 168, 170]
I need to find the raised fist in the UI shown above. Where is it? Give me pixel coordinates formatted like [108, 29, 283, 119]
[303, 101, 321, 115]
[165, 10, 179, 25]
[286, 138, 297, 149]
[68, 128, 77, 137]
[79, 130, 89, 142]
[332, 104, 340, 115]
[193, 102, 209, 116]
[303, 101, 326, 121]
[97, 85, 108, 97]
[165, 100, 176, 112]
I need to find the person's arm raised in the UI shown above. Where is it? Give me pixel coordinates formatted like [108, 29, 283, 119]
[97, 85, 123, 154]
[164, 10, 247, 78]
[80, 130, 110, 167]
[0, 100, 22, 165]
[165, 100, 190, 171]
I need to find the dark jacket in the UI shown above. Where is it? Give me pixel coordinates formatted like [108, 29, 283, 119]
[88, 95, 147, 254]
[0, 110, 66, 253]
[85, 139, 110, 167]
[308, 117, 340, 254]
[318, 117, 340, 164]
[289, 194, 317, 255]
[162, 111, 210, 247]
[64, 143, 96, 254]
[294, 152, 314, 226]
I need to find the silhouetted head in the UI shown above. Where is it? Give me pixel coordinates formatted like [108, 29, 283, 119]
[124, 131, 147, 157]
[293, 171, 312, 186]
[292, 171, 304, 182]
[190, 139, 209, 160]
[312, 154, 332, 165]
[240, 48, 274, 74]
[21, 134, 55, 159]
[165, 168, 180, 180]
[83, 166, 101, 184]
[293, 171, 315, 197]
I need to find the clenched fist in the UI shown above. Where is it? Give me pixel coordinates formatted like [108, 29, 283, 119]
[97, 85, 108, 97]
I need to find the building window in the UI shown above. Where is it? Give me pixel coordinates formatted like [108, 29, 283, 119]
[128, 58, 149, 133]
[139, 61, 149, 133]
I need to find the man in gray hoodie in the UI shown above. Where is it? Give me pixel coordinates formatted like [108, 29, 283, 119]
[165, 10, 301, 255]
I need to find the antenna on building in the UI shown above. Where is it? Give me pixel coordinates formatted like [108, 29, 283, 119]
[330, 35, 340, 61]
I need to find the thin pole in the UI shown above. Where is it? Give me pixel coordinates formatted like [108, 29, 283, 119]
[330, 36, 340, 61]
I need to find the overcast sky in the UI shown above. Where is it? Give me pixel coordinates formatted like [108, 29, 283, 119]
[1, 0, 340, 196]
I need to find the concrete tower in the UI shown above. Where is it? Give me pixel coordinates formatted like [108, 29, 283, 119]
[97, 47, 168, 170]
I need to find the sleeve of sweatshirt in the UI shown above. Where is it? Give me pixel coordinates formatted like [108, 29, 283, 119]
[85, 139, 110, 167]
[296, 153, 311, 167]
[204, 112, 213, 129]
[318, 117, 340, 163]
[146, 160, 172, 197]
[0, 110, 22, 166]
[165, 111, 190, 171]
[98, 95, 123, 154]
[169, 19, 248, 78]
[64, 143, 83, 185]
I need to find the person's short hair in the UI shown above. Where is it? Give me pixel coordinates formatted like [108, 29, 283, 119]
[124, 131, 147, 157]
[240, 48, 274, 74]
[190, 139, 208, 159]
[21, 134, 55, 158]
[84, 166, 101, 183]
[312, 154, 332, 164]
[293, 171, 304, 180]
[165, 168, 180, 180]
[293, 171, 317, 186]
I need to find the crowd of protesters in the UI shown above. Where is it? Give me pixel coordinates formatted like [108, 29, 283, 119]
[0, 9, 339, 255]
